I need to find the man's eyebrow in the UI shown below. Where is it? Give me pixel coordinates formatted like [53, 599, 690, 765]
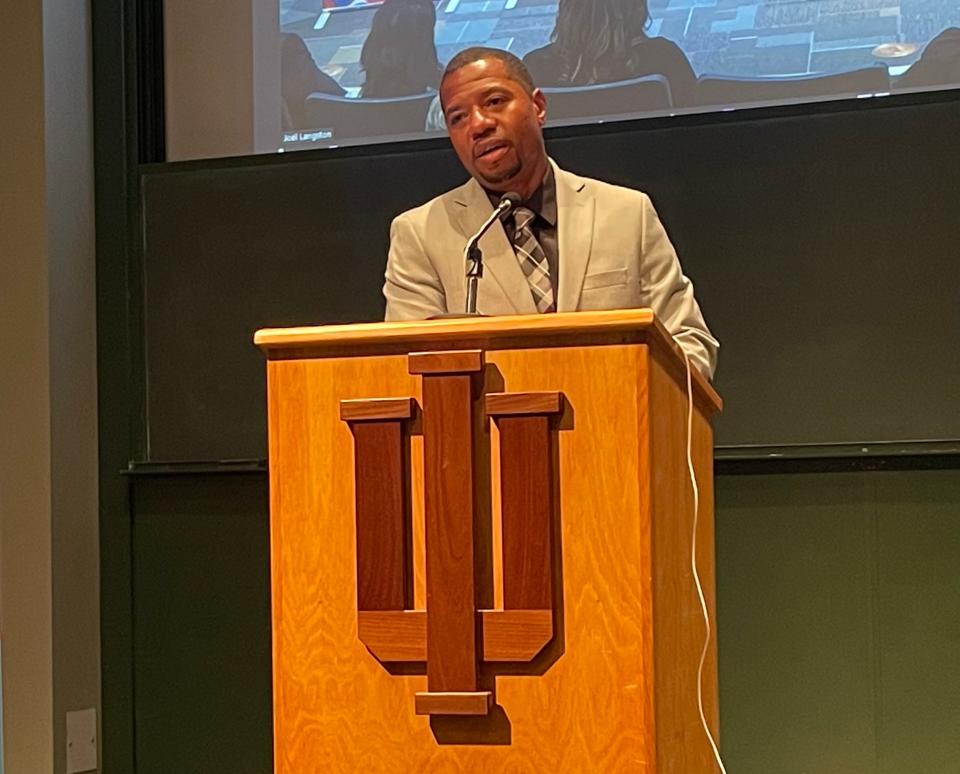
[443, 86, 512, 115]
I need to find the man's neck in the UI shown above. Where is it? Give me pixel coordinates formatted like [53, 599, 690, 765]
[515, 156, 550, 201]
[484, 157, 550, 203]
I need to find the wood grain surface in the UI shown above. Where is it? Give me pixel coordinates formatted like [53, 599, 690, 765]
[493, 414, 555, 611]
[485, 391, 563, 416]
[408, 349, 483, 375]
[256, 310, 720, 419]
[356, 609, 553, 663]
[414, 691, 493, 716]
[347, 419, 408, 611]
[256, 310, 659, 350]
[420, 368, 481, 698]
[340, 396, 414, 422]
[647, 347, 720, 773]
[266, 333, 720, 772]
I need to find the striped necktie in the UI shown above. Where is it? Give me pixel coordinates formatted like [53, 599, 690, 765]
[511, 206, 556, 314]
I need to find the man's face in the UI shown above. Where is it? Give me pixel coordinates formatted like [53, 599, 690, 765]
[440, 58, 548, 199]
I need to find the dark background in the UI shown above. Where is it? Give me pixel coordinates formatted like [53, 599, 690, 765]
[143, 96, 960, 461]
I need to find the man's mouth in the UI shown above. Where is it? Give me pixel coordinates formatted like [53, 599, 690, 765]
[475, 141, 510, 161]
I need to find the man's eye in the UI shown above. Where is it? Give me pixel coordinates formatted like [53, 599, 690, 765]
[447, 113, 464, 126]
[487, 96, 505, 107]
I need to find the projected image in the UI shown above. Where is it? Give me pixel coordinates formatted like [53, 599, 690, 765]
[322, 0, 385, 6]
[279, 0, 960, 149]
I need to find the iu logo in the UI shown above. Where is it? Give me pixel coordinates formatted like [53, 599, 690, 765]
[340, 349, 566, 717]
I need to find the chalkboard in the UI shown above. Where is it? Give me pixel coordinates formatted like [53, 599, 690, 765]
[142, 95, 960, 461]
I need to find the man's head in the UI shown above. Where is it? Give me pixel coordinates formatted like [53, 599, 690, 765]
[439, 47, 548, 199]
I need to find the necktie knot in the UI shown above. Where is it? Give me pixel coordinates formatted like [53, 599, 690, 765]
[512, 206, 536, 233]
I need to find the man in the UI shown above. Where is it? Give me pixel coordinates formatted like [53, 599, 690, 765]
[383, 47, 718, 378]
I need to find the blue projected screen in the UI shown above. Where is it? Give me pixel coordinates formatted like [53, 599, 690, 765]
[169, 0, 960, 159]
[278, 0, 959, 150]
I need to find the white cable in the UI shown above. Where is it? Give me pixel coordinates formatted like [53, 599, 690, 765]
[684, 351, 728, 774]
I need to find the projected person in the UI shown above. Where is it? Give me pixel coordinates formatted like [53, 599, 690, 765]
[895, 27, 960, 91]
[383, 47, 718, 377]
[281, 33, 346, 129]
[359, 0, 443, 98]
[522, 0, 697, 108]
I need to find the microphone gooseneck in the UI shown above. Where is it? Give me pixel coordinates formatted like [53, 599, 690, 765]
[464, 192, 523, 315]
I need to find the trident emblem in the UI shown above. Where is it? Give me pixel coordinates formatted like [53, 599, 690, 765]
[341, 349, 565, 717]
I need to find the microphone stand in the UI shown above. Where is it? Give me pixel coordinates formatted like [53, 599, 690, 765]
[465, 243, 483, 315]
[464, 194, 520, 315]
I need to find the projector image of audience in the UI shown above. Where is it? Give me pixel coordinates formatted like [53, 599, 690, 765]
[280, 32, 346, 130]
[522, 0, 698, 108]
[895, 27, 960, 91]
[359, 0, 442, 98]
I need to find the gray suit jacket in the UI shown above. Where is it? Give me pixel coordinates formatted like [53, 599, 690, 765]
[384, 160, 718, 377]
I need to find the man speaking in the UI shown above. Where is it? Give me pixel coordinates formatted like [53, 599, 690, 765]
[383, 47, 718, 378]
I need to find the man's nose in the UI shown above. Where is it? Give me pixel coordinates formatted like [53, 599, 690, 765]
[468, 108, 495, 137]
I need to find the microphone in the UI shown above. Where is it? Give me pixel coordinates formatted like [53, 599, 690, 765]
[465, 193, 520, 259]
[496, 191, 522, 213]
[464, 192, 521, 315]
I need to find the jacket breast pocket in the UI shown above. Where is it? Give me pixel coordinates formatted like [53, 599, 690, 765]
[582, 267, 628, 291]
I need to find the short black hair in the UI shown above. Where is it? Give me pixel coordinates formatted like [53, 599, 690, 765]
[441, 47, 536, 96]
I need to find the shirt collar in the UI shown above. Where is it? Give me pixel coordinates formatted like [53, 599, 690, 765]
[484, 164, 557, 227]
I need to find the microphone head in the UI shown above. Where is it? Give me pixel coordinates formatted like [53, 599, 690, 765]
[499, 192, 522, 208]
[498, 192, 522, 221]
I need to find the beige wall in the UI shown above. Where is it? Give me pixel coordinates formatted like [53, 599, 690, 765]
[0, 0, 100, 771]
[0, 0, 55, 768]
[165, 0, 281, 160]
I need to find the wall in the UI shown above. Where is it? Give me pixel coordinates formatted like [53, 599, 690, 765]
[121, 465, 960, 773]
[0, 0, 100, 770]
[45, 0, 101, 769]
[137, 96, 960, 461]
[0, 0, 54, 767]
[716, 468, 960, 773]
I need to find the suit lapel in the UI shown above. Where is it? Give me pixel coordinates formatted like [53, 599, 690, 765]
[452, 178, 537, 314]
[554, 163, 595, 312]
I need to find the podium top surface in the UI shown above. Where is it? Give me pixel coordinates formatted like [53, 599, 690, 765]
[255, 309, 720, 413]
[257, 309, 666, 351]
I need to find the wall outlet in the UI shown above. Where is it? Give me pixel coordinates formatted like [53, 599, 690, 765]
[66, 708, 97, 773]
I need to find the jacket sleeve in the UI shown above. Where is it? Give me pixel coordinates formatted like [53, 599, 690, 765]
[638, 193, 719, 379]
[383, 213, 448, 321]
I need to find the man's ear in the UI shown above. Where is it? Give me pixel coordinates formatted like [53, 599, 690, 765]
[532, 88, 547, 126]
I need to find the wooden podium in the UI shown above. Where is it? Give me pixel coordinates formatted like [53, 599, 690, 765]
[256, 309, 722, 773]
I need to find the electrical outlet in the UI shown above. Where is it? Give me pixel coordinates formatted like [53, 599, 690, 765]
[66, 708, 97, 773]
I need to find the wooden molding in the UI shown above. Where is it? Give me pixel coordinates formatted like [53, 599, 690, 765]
[479, 609, 553, 662]
[485, 391, 562, 417]
[342, 416, 411, 611]
[408, 349, 484, 375]
[357, 610, 426, 661]
[357, 609, 552, 663]
[341, 358, 566, 715]
[340, 397, 415, 422]
[417, 361, 481, 695]
[488, 394, 562, 614]
[414, 691, 493, 716]
[256, 309, 657, 350]
[257, 310, 722, 416]
[495, 415, 555, 610]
